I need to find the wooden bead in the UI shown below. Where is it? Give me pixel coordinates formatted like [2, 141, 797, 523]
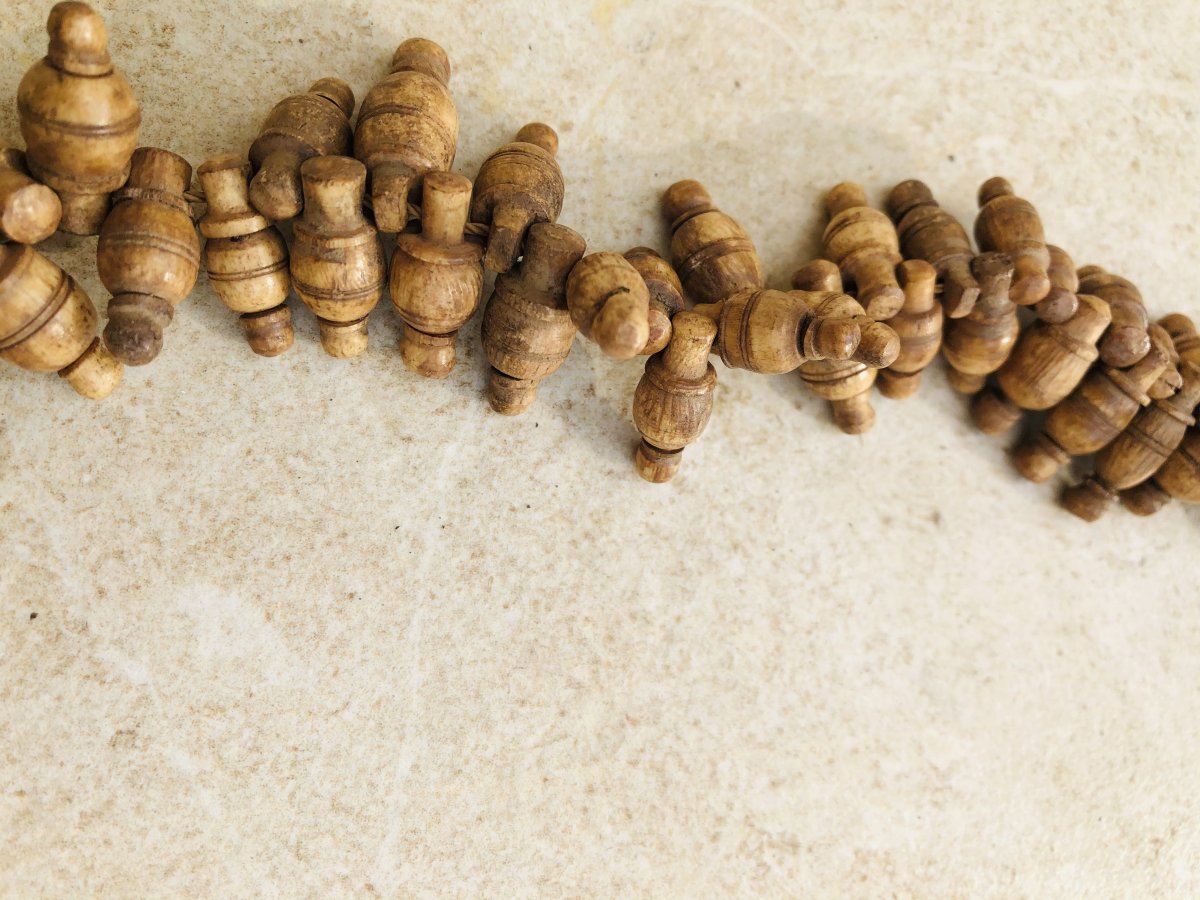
[1064, 357, 1200, 521]
[878, 259, 942, 399]
[565, 252, 651, 361]
[941, 253, 1019, 395]
[1120, 418, 1200, 515]
[17, 1, 140, 235]
[1012, 339, 1169, 483]
[822, 182, 904, 320]
[248, 78, 355, 222]
[98, 148, 200, 366]
[974, 177, 1051, 307]
[886, 179, 979, 318]
[481, 222, 586, 415]
[1076, 265, 1152, 368]
[970, 293, 1111, 435]
[624, 247, 684, 356]
[1161, 312, 1200, 365]
[0, 148, 62, 244]
[1034, 244, 1080, 324]
[355, 38, 458, 233]
[471, 123, 564, 275]
[198, 154, 293, 357]
[1144, 322, 1184, 400]
[390, 171, 484, 378]
[632, 311, 718, 482]
[290, 156, 385, 358]
[0, 243, 122, 398]
[662, 180, 763, 305]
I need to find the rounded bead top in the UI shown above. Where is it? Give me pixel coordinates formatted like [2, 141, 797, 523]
[515, 122, 558, 156]
[46, 1, 111, 76]
[824, 182, 869, 217]
[661, 180, 714, 228]
[309, 77, 356, 118]
[978, 176, 1014, 206]
[391, 38, 451, 84]
[885, 179, 935, 220]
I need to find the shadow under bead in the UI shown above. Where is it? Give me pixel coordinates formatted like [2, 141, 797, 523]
[970, 293, 1112, 436]
[0, 243, 122, 398]
[940, 253, 1019, 395]
[471, 123, 564, 274]
[198, 154, 293, 357]
[623, 247, 684, 356]
[17, 1, 141, 235]
[248, 78, 355, 223]
[0, 148, 62, 245]
[565, 252, 651, 361]
[355, 38, 458, 233]
[886, 179, 979, 318]
[290, 156, 386, 358]
[99, 148, 201, 366]
[482, 222, 586, 415]
[821, 182, 904, 320]
[662, 180, 763, 306]
[1076, 265, 1152, 369]
[974, 177, 1052, 308]
[632, 311, 718, 483]
[391, 171, 484, 378]
[878, 259, 942, 399]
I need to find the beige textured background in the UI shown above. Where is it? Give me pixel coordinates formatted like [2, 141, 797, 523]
[3, 0, 1200, 896]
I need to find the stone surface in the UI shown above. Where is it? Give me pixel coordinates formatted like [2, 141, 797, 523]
[2, 0, 1200, 895]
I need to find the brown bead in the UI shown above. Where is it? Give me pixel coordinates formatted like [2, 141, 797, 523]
[878, 259, 942, 399]
[0, 243, 122, 398]
[1064, 357, 1200, 521]
[822, 182, 904, 320]
[355, 38, 458, 233]
[941, 253, 1019, 395]
[290, 156, 385, 358]
[0, 148, 62, 244]
[1144, 322, 1184, 399]
[98, 148, 200, 366]
[481, 223, 586, 415]
[471, 123, 564, 275]
[624, 247, 684, 356]
[662, 180, 763, 305]
[1120, 425, 1200, 516]
[1076, 266, 1152, 368]
[198, 154, 293, 357]
[1012, 340, 1169, 483]
[248, 78, 355, 222]
[886, 179, 978, 318]
[17, 2, 141, 235]
[1034, 244, 1080, 324]
[970, 293, 1111, 435]
[974, 177, 1052, 307]
[566, 252, 651, 361]
[632, 311, 718, 482]
[390, 171, 484, 378]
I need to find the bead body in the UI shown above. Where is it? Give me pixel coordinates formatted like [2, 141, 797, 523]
[566, 252, 651, 361]
[822, 182, 904, 319]
[624, 247, 684, 356]
[941, 253, 1019, 395]
[974, 177, 1051, 307]
[0, 148, 62, 244]
[887, 179, 979, 318]
[878, 259, 942, 399]
[1077, 266, 1151, 369]
[662, 180, 762, 305]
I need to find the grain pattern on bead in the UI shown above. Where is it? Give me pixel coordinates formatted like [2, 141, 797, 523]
[974, 177, 1051, 307]
[0, 148, 62, 245]
[624, 247, 684, 356]
[878, 259, 942, 399]
[1034, 244, 1079, 324]
[565, 252, 651, 361]
[1077, 265, 1151, 368]
[886, 179, 978, 317]
[822, 182, 904, 320]
[662, 180, 763, 306]
[941, 253, 1019, 395]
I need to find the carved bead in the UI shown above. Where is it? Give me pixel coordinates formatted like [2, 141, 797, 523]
[0, 148, 62, 244]
[1120, 426, 1200, 516]
[566, 252, 651, 361]
[662, 180, 762, 305]
[887, 179, 978, 318]
[974, 177, 1051, 307]
[471, 123, 564, 274]
[878, 259, 942, 399]
[941, 253, 1019, 395]
[1076, 266, 1152, 369]
[17, 1, 140, 235]
[822, 182, 904, 319]
[624, 247, 684, 356]
[98, 148, 200, 366]
[1034, 244, 1079, 324]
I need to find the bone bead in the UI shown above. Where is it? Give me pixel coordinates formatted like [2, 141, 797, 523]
[248, 78, 355, 222]
[0, 148, 62, 244]
[390, 172, 484, 378]
[471, 123, 564, 275]
[566, 252, 651, 361]
[481, 223, 586, 415]
[290, 156, 386, 358]
[1012, 339, 1170, 483]
[355, 38, 458, 233]
[632, 311, 718, 483]
[0, 243, 122, 398]
[970, 293, 1111, 435]
[662, 180, 763, 305]
[974, 177, 1052, 308]
[197, 154, 293, 357]
[1076, 266, 1152, 369]
[17, 2, 140, 235]
[941, 253, 1019, 395]
[624, 247, 684, 356]
[886, 179, 978, 318]
[98, 148, 200, 366]
[1064, 358, 1200, 521]
[878, 259, 942, 399]
[1035, 244, 1080, 324]
[822, 182, 904, 320]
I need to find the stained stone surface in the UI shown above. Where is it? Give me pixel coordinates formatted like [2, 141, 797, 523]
[2, 1, 1199, 896]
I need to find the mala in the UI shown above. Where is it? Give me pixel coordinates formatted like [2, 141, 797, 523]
[2, 1, 1198, 521]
